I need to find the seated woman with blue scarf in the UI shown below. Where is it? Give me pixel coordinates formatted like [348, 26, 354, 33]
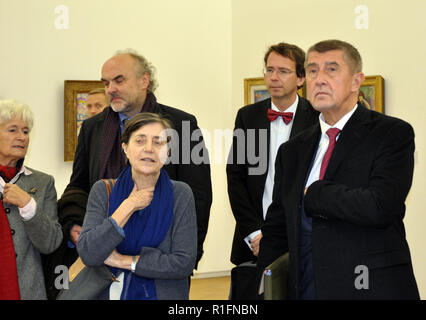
[77, 112, 197, 300]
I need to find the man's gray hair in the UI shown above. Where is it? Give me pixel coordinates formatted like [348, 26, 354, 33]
[0, 99, 34, 131]
[114, 49, 158, 93]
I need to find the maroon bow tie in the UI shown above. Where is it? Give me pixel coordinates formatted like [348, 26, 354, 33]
[267, 109, 294, 124]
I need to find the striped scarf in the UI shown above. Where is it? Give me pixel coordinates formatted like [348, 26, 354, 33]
[98, 92, 159, 179]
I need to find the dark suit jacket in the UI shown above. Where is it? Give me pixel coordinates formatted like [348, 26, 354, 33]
[226, 96, 319, 265]
[258, 104, 419, 299]
[59, 103, 212, 265]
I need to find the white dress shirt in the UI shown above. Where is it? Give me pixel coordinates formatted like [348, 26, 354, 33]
[244, 95, 299, 249]
[304, 104, 358, 189]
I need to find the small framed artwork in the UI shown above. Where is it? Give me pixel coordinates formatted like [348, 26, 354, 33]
[244, 77, 306, 105]
[244, 75, 384, 114]
[64, 80, 105, 162]
[359, 75, 384, 113]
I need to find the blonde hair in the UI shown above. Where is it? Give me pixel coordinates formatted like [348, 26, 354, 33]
[0, 99, 34, 131]
[88, 88, 106, 96]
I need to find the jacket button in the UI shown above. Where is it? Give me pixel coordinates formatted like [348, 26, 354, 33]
[11, 229, 15, 235]
[5, 208, 10, 213]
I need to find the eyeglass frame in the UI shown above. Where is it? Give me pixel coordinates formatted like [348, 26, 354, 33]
[263, 67, 297, 78]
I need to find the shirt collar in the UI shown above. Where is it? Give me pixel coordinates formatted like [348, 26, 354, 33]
[271, 94, 299, 116]
[0, 165, 32, 186]
[319, 103, 358, 135]
[118, 112, 129, 124]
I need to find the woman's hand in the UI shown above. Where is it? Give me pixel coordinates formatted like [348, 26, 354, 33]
[126, 184, 155, 212]
[3, 183, 31, 208]
[104, 249, 124, 268]
[110, 185, 155, 228]
[104, 249, 138, 271]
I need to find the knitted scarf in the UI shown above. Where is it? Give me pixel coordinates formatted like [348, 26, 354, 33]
[107, 166, 173, 300]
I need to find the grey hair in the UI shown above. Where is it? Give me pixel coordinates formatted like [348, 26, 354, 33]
[114, 49, 158, 93]
[0, 99, 34, 131]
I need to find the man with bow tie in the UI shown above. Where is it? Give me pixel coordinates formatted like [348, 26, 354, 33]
[226, 42, 318, 299]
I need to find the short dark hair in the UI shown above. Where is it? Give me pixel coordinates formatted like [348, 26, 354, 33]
[121, 112, 173, 145]
[264, 42, 306, 78]
[306, 40, 363, 73]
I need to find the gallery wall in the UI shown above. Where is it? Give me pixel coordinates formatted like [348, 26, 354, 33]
[0, 0, 425, 298]
[0, 0, 236, 277]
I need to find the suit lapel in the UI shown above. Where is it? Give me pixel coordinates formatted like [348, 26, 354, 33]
[16, 171, 40, 196]
[284, 125, 321, 259]
[256, 98, 271, 145]
[323, 104, 372, 180]
[256, 98, 272, 129]
[290, 96, 316, 139]
[254, 99, 271, 184]
[291, 125, 322, 196]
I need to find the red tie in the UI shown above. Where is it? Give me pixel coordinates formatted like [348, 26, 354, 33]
[267, 109, 294, 124]
[319, 128, 341, 180]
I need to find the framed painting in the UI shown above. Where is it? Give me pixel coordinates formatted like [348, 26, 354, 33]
[244, 75, 384, 113]
[244, 77, 306, 105]
[359, 75, 384, 113]
[64, 80, 105, 161]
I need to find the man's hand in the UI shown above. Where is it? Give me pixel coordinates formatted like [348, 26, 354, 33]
[70, 225, 82, 245]
[251, 233, 263, 257]
[3, 183, 31, 208]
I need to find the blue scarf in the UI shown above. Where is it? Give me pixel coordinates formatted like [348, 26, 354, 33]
[108, 166, 174, 300]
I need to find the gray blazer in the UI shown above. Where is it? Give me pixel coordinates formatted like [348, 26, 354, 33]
[5, 167, 63, 300]
[78, 179, 197, 300]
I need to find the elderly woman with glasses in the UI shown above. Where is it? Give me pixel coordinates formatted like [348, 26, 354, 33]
[78, 112, 197, 300]
[0, 99, 62, 300]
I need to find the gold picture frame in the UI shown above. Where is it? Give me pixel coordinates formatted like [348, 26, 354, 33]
[359, 75, 384, 113]
[64, 80, 105, 162]
[244, 77, 306, 106]
[244, 75, 384, 113]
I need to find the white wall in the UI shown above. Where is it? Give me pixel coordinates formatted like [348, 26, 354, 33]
[0, 0, 235, 276]
[232, 0, 426, 298]
[1, 0, 425, 298]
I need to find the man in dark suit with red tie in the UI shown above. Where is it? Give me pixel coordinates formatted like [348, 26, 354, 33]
[258, 40, 419, 299]
[226, 42, 318, 298]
